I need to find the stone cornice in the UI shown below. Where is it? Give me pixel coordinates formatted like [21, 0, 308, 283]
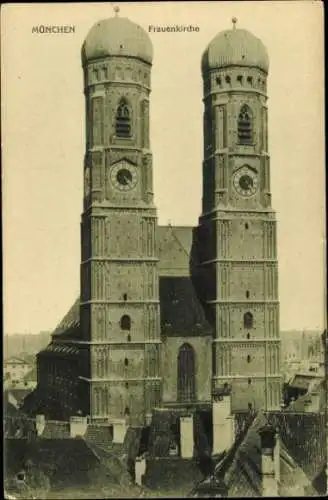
[79, 376, 161, 382]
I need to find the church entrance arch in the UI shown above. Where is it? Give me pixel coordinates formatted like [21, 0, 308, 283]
[177, 343, 196, 402]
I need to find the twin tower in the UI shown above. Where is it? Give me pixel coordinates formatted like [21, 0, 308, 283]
[76, 14, 281, 425]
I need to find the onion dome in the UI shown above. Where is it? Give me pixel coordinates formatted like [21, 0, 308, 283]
[82, 15, 153, 65]
[202, 18, 269, 74]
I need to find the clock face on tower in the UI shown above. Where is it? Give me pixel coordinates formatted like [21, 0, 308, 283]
[233, 166, 258, 197]
[110, 161, 138, 191]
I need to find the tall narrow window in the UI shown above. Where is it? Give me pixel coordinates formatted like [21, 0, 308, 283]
[247, 355, 251, 363]
[116, 99, 131, 138]
[91, 97, 103, 146]
[244, 312, 254, 329]
[238, 105, 253, 144]
[177, 343, 196, 402]
[120, 315, 131, 331]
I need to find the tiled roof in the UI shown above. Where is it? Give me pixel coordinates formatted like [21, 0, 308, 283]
[84, 424, 114, 453]
[40, 343, 80, 356]
[41, 421, 71, 439]
[51, 298, 80, 338]
[5, 389, 33, 406]
[266, 411, 326, 482]
[192, 411, 320, 497]
[289, 373, 322, 390]
[160, 276, 212, 335]
[158, 225, 193, 276]
[145, 457, 204, 494]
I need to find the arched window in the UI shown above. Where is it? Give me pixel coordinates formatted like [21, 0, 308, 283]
[244, 312, 254, 329]
[238, 105, 253, 144]
[124, 407, 130, 416]
[123, 293, 128, 301]
[127, 334, 131, 342]
[120, 315, 131, 331]
[124, 358, 128, 366]
[247, 355, 251, 363]
[177, 343, 196, 402]
[115, 99, 131, 138]
[246, 290, 250, 299]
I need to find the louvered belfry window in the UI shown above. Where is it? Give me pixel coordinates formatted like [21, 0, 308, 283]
[116, 99, 131, 138]
[177, 343, 196, 402]
[238, 105, 253, 144]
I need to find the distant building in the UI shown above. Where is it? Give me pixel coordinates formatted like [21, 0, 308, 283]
[4, 358, 32, 385]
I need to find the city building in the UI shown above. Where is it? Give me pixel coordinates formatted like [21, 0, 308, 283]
[4, 357, 32, 385]
[25, 14, 281, 429]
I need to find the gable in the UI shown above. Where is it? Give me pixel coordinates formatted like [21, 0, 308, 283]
[158, 226, 193, 276]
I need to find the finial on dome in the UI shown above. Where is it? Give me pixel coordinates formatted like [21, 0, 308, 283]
[232, 17, 237, 29]
[113, 4, 120, 17]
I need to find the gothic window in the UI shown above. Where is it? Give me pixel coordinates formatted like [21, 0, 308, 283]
[247, 333, 250, 339]
[244, 312, 254, 329]
[247, 355, 251, 363]
[124, 358, 128, 367]
[245, 223, 249, 230]
[123, 293, 128, 301]
[216, 76, 221, 85]
[177, 343, 196, 402]
[238, 105, 253, 144]
[120, 315, 131, 331]
[115, 99, 131, 138]
[248, 378, 252, 385]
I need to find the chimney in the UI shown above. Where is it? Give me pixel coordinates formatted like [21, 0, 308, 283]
[69, 416, 88, 437]
[212, 385, 235, 455]
[259, 424, 280, 497]
[35, 414, 45, 436]
[112, 418, 128, 444]
[180, 413, 194, 458]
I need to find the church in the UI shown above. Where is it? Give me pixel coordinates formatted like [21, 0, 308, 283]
[30, 12, 282, 428]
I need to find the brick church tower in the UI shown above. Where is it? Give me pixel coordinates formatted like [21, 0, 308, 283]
[195, 19, 282, 412]
[78, 14, 162, 425]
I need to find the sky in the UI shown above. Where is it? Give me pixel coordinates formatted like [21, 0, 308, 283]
[2, 1, 326, 334]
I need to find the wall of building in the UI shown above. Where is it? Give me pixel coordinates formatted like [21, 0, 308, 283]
[161, 335, 212, 403]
